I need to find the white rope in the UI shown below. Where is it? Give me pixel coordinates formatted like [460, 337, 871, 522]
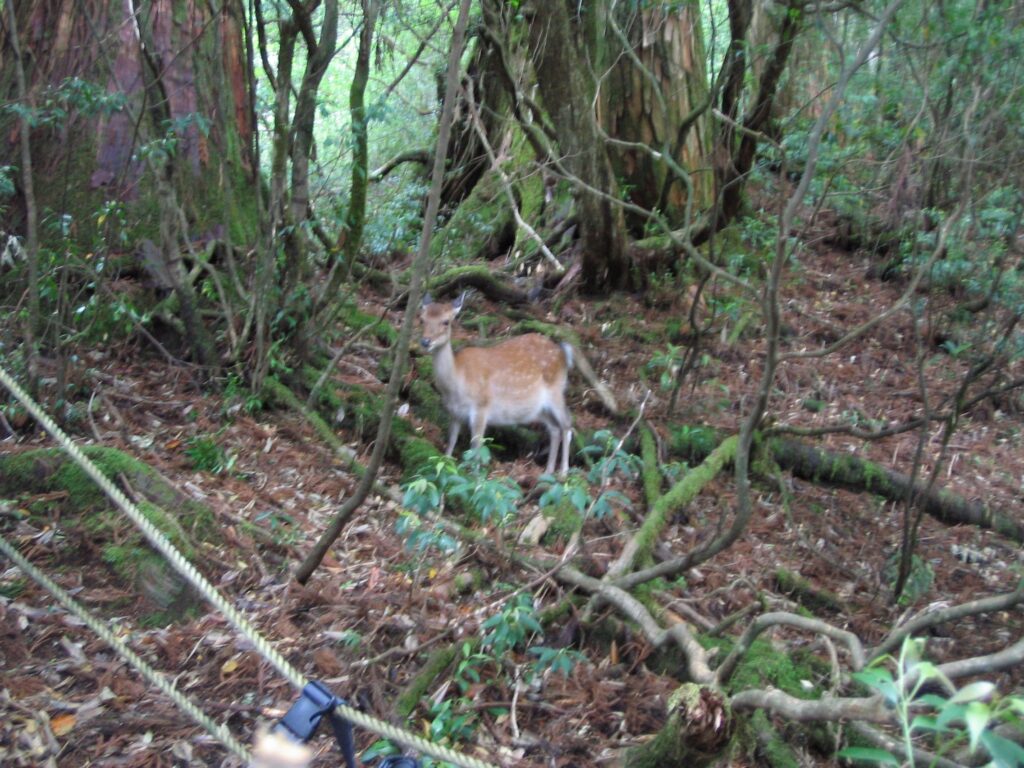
[0, 363, 499, 768]
[0, 531, 252, 763]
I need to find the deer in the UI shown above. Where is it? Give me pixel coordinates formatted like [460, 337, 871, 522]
[419, 292, 573, 476]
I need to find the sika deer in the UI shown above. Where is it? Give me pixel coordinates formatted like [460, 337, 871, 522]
[419, 293, 573, 475]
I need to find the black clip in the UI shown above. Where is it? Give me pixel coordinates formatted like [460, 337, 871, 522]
[275, 681, 357, 767]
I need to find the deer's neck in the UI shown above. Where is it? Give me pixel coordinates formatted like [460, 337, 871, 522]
[431, 341, 462, 395]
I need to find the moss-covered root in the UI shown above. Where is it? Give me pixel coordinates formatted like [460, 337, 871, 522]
[428, 265, 529, 305]
[746, 710, 803, 768]
[640, 425, 662, 508]
[621, 683, 733, 768]
[607, 434, 737, 581]
[393, 644, 459, 719]
[0, 446, 213, 620]
[773, 568, 846, 614]
[262, 376, 369, 475]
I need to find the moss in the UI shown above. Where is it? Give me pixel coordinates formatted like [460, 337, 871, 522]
[394, 645, 459, 718]
[640, 426, 662, 507]
[0, 447, 213, 620]
[707, 636, 822, 699]
[773, 569, 845, 614]
[508, 318, 581, 348]
[452, 570, 481, 595]
[0, 447, 215, 538]
[540, 497, 584, 544]
[743, 710, 801, 768]
[336, 301, 396, 345]
[431, 171, 513, 263]
[397, 436, 444, 483]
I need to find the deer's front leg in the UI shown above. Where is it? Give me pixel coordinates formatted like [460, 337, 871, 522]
[445, 419, 461, 456]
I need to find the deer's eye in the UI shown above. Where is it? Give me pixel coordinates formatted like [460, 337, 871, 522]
[442, 320, 450, 326]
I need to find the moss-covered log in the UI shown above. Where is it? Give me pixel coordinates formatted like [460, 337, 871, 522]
[668, 425, 1024, 544]
[427, 265, 530, 305]
[621, 683, 732, 768]
[640, 426, 662, 508]
[608, 434, 736, 580]
[0, 446, 214, 618]
[768, 437, 1024, 543]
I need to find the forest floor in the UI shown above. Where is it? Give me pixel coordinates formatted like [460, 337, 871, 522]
[1, 231, 1023, 767]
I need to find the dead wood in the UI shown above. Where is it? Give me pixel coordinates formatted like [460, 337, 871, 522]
[668, 426, 1024, 544]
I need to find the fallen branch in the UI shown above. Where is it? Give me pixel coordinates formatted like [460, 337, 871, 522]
[667, 425, 1024, 544]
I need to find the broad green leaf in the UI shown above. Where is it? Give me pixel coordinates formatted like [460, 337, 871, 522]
[836, 746, 900, 764]
[965, 700, 992, 753]
[980, 729, 1024, 768]
[950, 681, 996, 704]
[909, 714, 946, 733]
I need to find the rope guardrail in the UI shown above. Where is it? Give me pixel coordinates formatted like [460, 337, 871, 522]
[0, 363, 499, 768]
[0, 531, 252, 763]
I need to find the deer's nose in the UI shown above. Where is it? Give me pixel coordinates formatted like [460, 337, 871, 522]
[420, 337, 431, 350]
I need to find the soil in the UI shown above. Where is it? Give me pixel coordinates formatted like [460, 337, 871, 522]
[1, 237, 1022, 767]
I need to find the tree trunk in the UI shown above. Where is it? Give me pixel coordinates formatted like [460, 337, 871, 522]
[527, 0, 628, 293]
[710, 0, 803, 231]
[0, 0, 259, 249]
[288, 0, 340, 227]
[4, 0, 41, 398]
[605, 3, 713, 233]
[321, 0, 379, 304]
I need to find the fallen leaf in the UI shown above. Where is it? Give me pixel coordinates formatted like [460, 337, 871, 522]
[50, 713, 75, 737]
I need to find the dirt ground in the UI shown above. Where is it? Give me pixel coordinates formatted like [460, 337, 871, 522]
[1, 237, 1022, 767]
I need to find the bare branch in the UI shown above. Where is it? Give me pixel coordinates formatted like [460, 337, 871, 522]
[716, 612, 866, 686]
[871, 582, 1024, 659]
[730, 689, 890, 723]
[936, 634, 1024, 682]
[557, 565, 714, 684]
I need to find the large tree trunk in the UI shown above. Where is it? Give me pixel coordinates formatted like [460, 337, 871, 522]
[605, 3, 714, 234]
[710, 0, 803, 231]
[527, 0, 629, 293]
[0, 0, 258, 249]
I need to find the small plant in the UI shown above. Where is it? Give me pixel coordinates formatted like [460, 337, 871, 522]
[534, 431, 634, 521]
[222, 372, 263, 415]
[452, 641, 491, 693]
[254, 510, 302, 547]
[529, 646, 586, 678]
[646, 343, 684, 390]
[401, 445, 522, 527]
[582, 429, 642, 483]
[185, 435, 235, 475]
[882, 553, 934, 606]
[481, 593, 542, 655]
[839, 637, 1024, 766]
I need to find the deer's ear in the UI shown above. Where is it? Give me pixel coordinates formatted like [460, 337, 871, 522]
[421, 293, 433, 308]
[452, 291, 467, 314]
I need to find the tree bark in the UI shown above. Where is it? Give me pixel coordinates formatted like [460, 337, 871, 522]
[288, 0, 340, 227]
[527, 0, 629, 292]
[321, 0, 379, 304]
[4, 0, 40, 398]
[0, 0, 258, 247]
[605, 2, 713, 232]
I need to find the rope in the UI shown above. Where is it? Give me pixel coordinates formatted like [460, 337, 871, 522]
[0, 531, 252, 763]
[0, 364, 499, 768]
